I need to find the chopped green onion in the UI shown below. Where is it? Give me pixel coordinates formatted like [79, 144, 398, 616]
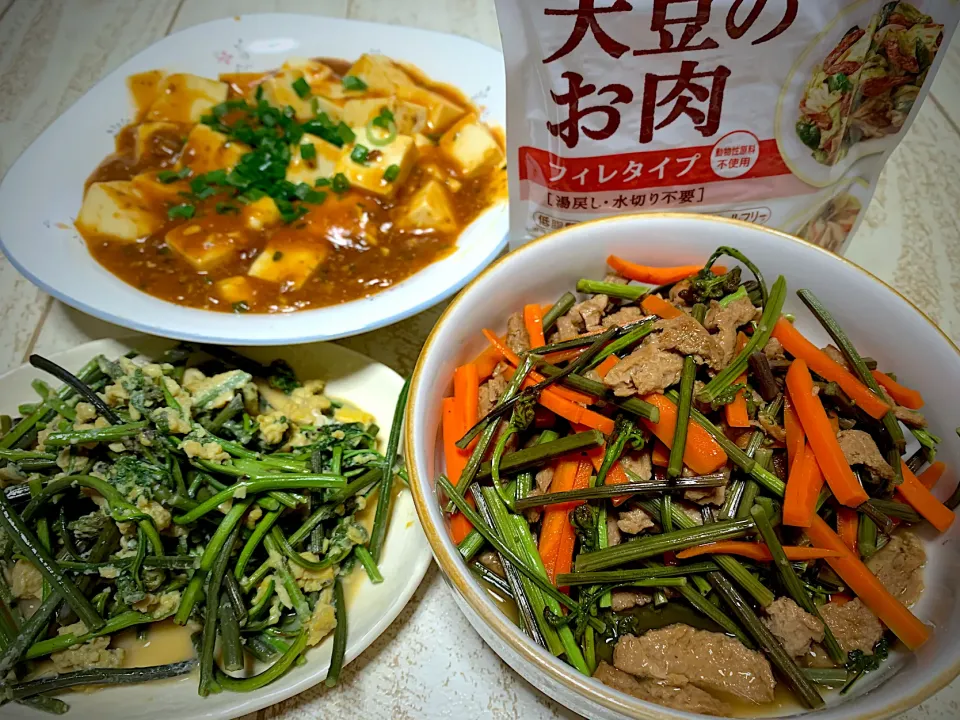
[215, 202, 239, 215]
[292, 77, 311, 98]
[300, 143, 317, 161]
[331, 173, 350, 194]
[336, 123, 356, 145]
[157, 168, 191, 184]
[351, 144, 369, 164]
[383, 164, 401, 182]
[365, 118, 398, 147]
[167, 204, 195, 220]
[341, 75, 368, 91]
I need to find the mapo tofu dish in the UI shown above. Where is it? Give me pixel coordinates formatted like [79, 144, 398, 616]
[439, 248, 956, 716]
[76, 55, 506, 313]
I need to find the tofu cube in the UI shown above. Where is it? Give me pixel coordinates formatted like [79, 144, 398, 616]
[311, 94, 345, 123]
[76, 181, 161, 242]
[413, 133, 435, 150]
[281, 58, 335, 85]
[146, 73, 229, 124]
[131, 172, 187, 203]
[258, 68, 314, 121]
[341, 98, 396, 129]
[133, 122, 183, 163]
[248, 241, 329, 289]
[180, 124, 249, 175]
[439, 115, 504, 178]
[242, 197, 281, 232]
[395, 85, 464, 134]
[401, 180, 458, 234]
[394, 99, 430, 135]
[335, 130, 417, 198]
[165, 220, 246, 270]
[215, 276, 257, 305]
[344, 54, 412, 94]
[286, 133, 342, 186]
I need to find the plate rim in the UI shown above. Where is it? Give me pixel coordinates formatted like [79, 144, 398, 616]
[2, 335, 433, 719]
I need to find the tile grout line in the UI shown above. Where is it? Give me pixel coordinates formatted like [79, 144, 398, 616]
[21, 295, 54, 362]
[0, 0, 16, 27]
[929, 93, 960, 140]
[163, 0, 186, 35]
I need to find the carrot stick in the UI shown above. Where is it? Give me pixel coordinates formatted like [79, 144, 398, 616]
[443, 397, 474, 543]
[651, 441, 670, 467]
[594, 355, 620, 380]
[607, 255, 726, 285]
[472, 344, 503, 381]
[836, 508, 858, 553]
[870, 370, 924, 410]
[543, 349, 584, 365]
[640, 294, 683, 320]
[772, 318, 890, 419]
[523, 303, 546, 349]
[540, 459, 580, 583]
[783, 442, 825, 528]
[918, 461, 946, 490]
[608, 464, 634, 507]
[676, 541, 842, 562]
[554, 461, 593, 590]
[783, 392, 805, 472]
[538, 389, 615, 435]
[896, 461, 955, 533]
[724, 333, 751, 428]
[640, 393, 727, 474]
[785, 359, 867, 507]
[484, 330, 596, 405]
[454, 364, 480, 437]
[807, 515, 931, 650]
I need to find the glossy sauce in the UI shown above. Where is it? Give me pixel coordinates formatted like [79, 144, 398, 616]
[80, 59, 506, 314]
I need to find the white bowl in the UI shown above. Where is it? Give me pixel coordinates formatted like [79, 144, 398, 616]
[405, 213, 960, 719]
[5, 337, 431, 720]
[0, 14, 507, 345]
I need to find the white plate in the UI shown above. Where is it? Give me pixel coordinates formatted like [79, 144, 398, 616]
[0, 15, 507, 345]
[5, 337, 431, 720]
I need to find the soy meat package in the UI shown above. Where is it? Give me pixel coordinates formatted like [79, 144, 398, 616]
[495, 0, 959, 252]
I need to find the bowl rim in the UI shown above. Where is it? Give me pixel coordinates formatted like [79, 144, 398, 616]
[404, 211, 960, 720]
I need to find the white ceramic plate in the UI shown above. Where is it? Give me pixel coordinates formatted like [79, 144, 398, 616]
[0, 14, 507, 345]
[5, 337, 431, 720]
[406, 214, 960, 720]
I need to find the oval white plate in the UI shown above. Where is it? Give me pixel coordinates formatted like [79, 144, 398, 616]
[0, 15, 507, 345]
[4, 337, 430, 720]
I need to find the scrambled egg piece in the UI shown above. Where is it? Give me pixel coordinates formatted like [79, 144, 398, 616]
[182, 368, 250, 410]
[245, 505, 264, 530]
[257, 379, 332, 426]
[103, 382, 130, 406]
[289, 553, 336, 591]
[51, 635, 125, 673]
[307, 587, 337, 647]
[136, 496, 171, 531]
[257, 410, 289, 445]
[132, 590, 181, 616]
[182, 439, 229, 463]
[75, 402, 97, 424]
[11, 559, 43, 600]
[152, 406, 192, 434]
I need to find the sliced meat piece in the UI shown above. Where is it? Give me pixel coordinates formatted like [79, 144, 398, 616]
[655, 315, 724, 370]
[685, 482, 728, 506]
[606, 516, 622, 547]
[865, 531, 925, 606]
[506, 312, 530, 354]
[837, 429, 896, 481]
[620, 451, 653, 482]
[555, 314, 581, 342]
[762, 597, 824, 658]
[678, 501, 705, 526]
[705, 295, 757, 368]
[604, 273, 629, 285]
[764, 337, 786, 361]
[603, 306, 646, 329]
[611, 590, 654, 612]
[669, 280, 692, 306]
[574, 294, 609, 332]
[477, 550, 505, 578]
[535, 466, 555, 494]
[877, 387, 927, 428]
[603, 339, 684, 397]
[594, 662, 731, 717]
[478, 371, 508, 417]
[617, 505, 656, 534]
[818, 598, 884, 655]
[758, 414, 787, 443]
[822, 344, 850, 370]
[613, 625, 776, 703]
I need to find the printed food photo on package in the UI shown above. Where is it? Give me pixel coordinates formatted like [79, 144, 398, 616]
[495, 0, 958, 254]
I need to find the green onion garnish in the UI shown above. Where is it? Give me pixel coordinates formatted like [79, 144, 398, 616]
[157, 168, 191, 184]
[383, 164, 401, 182]
[215, 202, 239, 215]
[167, 204, 196, 220]
[341, 75, 368, 91]
[351, 144, 369, 164]
[332, 173, 350, 194]
[336, 123, 356, 145]
[300, 143, 317, 161]
[292, 77, 311, 99]
[314, 178, 331, 187]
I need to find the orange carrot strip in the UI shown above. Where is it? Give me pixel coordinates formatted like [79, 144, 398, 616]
[473, 344, 503, 381]
[772, 318, 889, 419]
[539, 459, 580, 583]
[807, 515, 931, 650]
[594, 355, 620, 380]
[651, 441, 670, 467]
[606, 255, 726, 285]
[640, 294, 683, 320]
[829, 593, 852, 607]
[676, 542, 842, 562]
[783, 392, 805, 472]
[783, 442, 825, 528]
[454, 364, 480, 436]
[538, 389, 615, 435]
[443, 397, 473, 543]
[918, 461, 946, 490]
[725, 333, 751, 428]
[896, 461, 955, 533]
[543, 349, 584, 365]
[785, 359, 867, 507]
[554, 461, 593, 584]
[608, 464, 635, 507]
[523, 303, 546, 349]
[641, 394, 727, 475]
[449, 511, 474, 544]
[836, 508, 858, 553]
[870, 370, 924, 410]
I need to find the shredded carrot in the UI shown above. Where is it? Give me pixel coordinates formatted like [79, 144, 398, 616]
[896, 461, 955, 533]
[783, 392, 805, 472]
[537, 388, 615, 435]
[454, 364, 479, 438]
[785, 359, 867, 507]
[783, 442, 824, 528]
[724, 332, 751, 428]
[640, 294, 683, 320]
[606, 255, 726, 285]
[807, 515, 930, 650]
[523, 303, 546, 349]
[918, 461, 946, 490]
[772, 318, 890, 419]
[836, 508, 858, 553]
[472, 344, 503, 381]
[676, 541, 842, 562]
[554, 461, 593, 591]
[870, 369, 924, 410]
[608, 464, 634, 507]
[640, 393, 727, 474]
[651, 441, 670, 467]
[540, 459, 580, 583]
[594, 354, 620, 380]
[829, 593, 852, 607]
[827, 411, 840, 435]
[442, 397, 473, 543]
[543, 348, 584, 365]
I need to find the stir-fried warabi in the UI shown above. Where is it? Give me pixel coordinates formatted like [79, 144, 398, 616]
[0, 345, 405, 713]
[440, 247, 957, 716]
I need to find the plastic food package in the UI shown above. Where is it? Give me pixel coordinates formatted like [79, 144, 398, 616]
[496, 1, 959, 253]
